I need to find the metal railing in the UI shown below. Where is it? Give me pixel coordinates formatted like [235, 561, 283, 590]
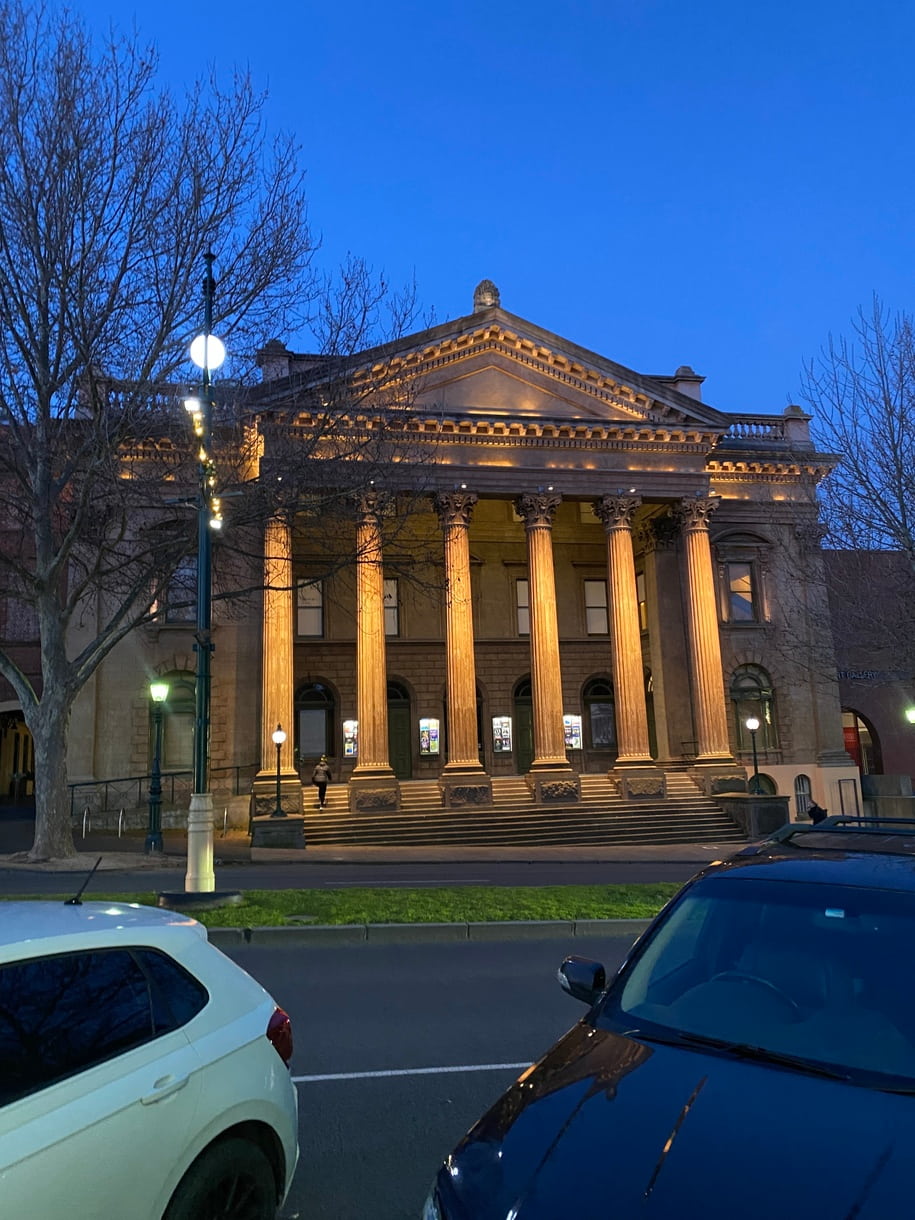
[69, 763, 259, 817]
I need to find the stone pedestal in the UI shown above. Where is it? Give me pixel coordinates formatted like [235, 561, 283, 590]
[526, 768, 581, 804]
[439, 772, 493, 809]
[348, 774, 401, 813]
[718, 794, 790, 838]
[249, 774, 304, 821]
[250, 814, 307, 849]
[610, 767, 667, 801]
[688, 765, 748, 797]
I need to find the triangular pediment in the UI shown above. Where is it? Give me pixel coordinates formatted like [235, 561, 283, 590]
[356, 307, 728, 432]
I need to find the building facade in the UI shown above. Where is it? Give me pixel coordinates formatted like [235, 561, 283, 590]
[25, 281, 864, 824]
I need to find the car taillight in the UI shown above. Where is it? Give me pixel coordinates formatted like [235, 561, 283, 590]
[266, 1005, 293, 1067]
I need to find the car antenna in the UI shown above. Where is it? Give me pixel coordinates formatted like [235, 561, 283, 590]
[64, 856, 103, 906]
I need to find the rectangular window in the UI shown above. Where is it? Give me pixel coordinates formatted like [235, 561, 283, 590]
[165, 560, 197, 624]
[636, 572, 648, 632]
[384, 578, 399, 636]
[584, 579, 608, 635]
[297, 580, 324, 637]
[516, 579, 529, 636]
[727, 562, 755, 622]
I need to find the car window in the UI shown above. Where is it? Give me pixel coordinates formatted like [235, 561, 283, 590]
[0, 948, 156, 1106]
[134, 948, 208, 1030]
[605, 876, 915, 1086]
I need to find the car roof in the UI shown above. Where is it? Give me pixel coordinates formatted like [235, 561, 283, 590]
[0, 901, 205, 957]
[701, 819, 915, 893]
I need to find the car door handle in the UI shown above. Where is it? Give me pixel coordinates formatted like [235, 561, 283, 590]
[141, 1074, 191, 1104]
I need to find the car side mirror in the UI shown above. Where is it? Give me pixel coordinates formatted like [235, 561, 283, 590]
[558, 956, 606, 1005]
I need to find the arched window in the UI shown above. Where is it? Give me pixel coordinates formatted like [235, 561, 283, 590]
[730, 665, 778, 751]
[583, 677, 616, 751]
[841, 710, 882, 774]
[150, 672, 195, 772]
[794, 774, 812, 818]
[295, 682, 336, 762]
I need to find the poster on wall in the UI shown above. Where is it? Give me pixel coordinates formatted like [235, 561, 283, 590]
[419, 718, 440, 755]
[492, 715, 513, 753]
[342, 719, 358, 758]
[563, 714, 583, 750]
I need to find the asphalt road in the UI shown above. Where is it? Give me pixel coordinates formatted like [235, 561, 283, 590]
[224, 932, 638, 1219]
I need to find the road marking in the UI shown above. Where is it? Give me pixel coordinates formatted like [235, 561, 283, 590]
[293, 1062, 530, 1083]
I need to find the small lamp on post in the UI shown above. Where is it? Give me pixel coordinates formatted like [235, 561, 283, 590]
[146, 681, 169, 853]
[271, 724, 287, 818]
[905, 708, 915, 726]
[745, 716, 761, 795]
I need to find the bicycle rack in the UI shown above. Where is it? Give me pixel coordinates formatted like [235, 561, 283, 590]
[221, 807, 229, 837]
[117, 808, 125, 838]
[81, 806, 91, 838]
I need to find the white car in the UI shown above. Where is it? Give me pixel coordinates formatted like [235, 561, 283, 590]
[0, 900, 299, 1220]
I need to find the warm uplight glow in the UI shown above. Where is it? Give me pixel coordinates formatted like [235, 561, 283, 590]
[189, 333, 226, 370]
[149, 681, 169, 703]
[745, 716, 760, 732]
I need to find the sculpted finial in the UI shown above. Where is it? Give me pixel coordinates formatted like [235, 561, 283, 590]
[473, 279, 500, 311]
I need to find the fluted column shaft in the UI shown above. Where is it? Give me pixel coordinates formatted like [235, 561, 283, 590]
[679, 498, 732, 759]
[434, 493, 484, 771]
[595, 495, 652, 762]
[354, 495, 393, 773]
[261, 517, 295, 772]
[516, 493, 568, 768]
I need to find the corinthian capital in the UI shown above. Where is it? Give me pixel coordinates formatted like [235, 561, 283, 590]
[676, 496, 720, 532]
[515, 492, 561, 529]
[433, 491, 478, 529]
[353, 489, 389, 527]
[594, 494, 641, 532]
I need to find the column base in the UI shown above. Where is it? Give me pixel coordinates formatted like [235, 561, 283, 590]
[525, 767, 581, 804]
[348, 772, 401, 813]
[439, 767, 493, 809]
[609, 765, 667, 801]
[249, 770, 304, 821]
[250, 813, 307, 849]
[186, 792, 215, 894]
[687, 762, 747, 797]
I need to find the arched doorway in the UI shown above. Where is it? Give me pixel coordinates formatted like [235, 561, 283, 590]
[842, 710, 881, 774]
[295, 682, 336, 765]
[387, 680, 413, 779]
[512, 678, 534, 775]
[153, 672, 195, 772]
[583, 677, 616, 768]
[0, 711, 33, 800]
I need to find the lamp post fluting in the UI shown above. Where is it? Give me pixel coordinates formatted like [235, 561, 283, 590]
[271, 724, 287, 818]
[745, 716, 761, 794]
[145, 681, 169, 853]
[184, 251, 226, 893]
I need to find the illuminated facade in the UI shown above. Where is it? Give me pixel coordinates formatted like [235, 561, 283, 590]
[60, 280, 861, 827]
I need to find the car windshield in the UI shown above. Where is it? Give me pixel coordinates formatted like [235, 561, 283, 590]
[602, 874, 915, 1087]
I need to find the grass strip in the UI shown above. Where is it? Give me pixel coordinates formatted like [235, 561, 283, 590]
[4, 883, 681, 927]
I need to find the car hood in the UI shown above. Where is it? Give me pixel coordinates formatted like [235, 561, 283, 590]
[438, 1022, 915, 1219]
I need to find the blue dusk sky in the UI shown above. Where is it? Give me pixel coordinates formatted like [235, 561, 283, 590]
[72, 0, 914, 415]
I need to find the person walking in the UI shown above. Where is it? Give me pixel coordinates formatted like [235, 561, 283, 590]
[311, 756, 332, 808]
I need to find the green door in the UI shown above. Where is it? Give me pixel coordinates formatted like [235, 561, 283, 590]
[387, 683, 413, 779]
[514, 700, 534, 775]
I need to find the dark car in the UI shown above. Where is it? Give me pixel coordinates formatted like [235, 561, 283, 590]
[423, 818, 915, 1219]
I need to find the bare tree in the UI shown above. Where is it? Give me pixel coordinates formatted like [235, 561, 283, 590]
[802, 297, 915, 676]
[0, 3, 427, 861]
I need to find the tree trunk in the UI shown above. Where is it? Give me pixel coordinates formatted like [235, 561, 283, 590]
[27, 697, 76, 860]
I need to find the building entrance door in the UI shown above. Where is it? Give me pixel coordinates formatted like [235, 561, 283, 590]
[513, 679, 534, 775]
[387, 682, 413, 779]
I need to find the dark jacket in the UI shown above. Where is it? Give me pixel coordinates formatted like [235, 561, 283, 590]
[311, 762, 332, 785]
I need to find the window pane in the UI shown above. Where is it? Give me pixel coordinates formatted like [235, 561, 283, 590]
[584, 580, 608, 635]
[163, 713, 194, 771]
[0, 950, 154, 1105]
[166, 561, 197, 623]
[135, 949, 209, 1032]
[384, 579, 399, 636]
[299, 708, 327, 758]
[589, 701, 616, 748]
[728, 562, 755, 621]
[516, 580, 529, 636]
[297, 581, 323, 637]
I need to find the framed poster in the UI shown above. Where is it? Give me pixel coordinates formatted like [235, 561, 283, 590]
[563, 713, 583, 750]
[342, 719, 358, 758]
[492, 715, 513, 753]
[419, 717, 440, 755]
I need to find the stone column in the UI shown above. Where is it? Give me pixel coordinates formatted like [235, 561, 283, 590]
[434, 492, 492, 808]
[677, 498, 734, 766]
[515, 492, 580, 803]
[251, 515, 304, 846]
[349, 493, 400, 812]
[595, 496, 665, 800]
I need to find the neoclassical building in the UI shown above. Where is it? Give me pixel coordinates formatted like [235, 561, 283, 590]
[46, 281, 863, 831]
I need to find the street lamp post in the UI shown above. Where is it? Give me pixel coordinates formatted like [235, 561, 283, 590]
[146, 681, 169, 853]
[271, 724, 287, 818]
[745, 716, 761, 794]
[184, 251, 226, 893]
